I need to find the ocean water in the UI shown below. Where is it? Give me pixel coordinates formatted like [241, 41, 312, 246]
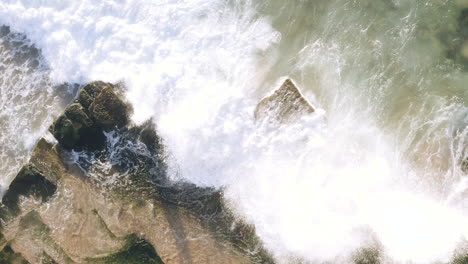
[0, 0, 467, 263]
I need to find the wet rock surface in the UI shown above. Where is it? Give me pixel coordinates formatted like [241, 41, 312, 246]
[0, 164, 56, 223]
[49, 81, 128, 151]
[0, 81, 271, 264]
[89, 85, 131, 130]
[255, 79, 315, 123]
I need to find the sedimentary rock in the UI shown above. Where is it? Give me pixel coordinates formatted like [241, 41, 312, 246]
[255, 79, 315, 123]
[0, 81, 271, 264]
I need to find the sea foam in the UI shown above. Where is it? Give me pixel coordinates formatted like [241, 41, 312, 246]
[0, 1, 467, 263]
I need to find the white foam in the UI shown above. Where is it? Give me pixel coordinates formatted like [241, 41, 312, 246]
[0, 1, 467, 263]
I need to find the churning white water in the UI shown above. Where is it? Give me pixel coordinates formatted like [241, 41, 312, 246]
[0, 0, 467, 263]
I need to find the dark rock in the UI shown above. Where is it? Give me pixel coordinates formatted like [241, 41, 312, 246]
[138, 120, 163, 155]
[83, 81, 110, 98]
[65, 102, 106, 150]
[255, 79, 315, 123]
[87, 235, 164, 264]
[0, 245, 29, 264]
[0, 164, 56, 220]
[64, 103, 93, 128]
[77, 89, 93, 109]
[462, 157, 468, 173]
[49, 101, 104, 151]
[49, 81, 131, 150]
[89, 86, 131, 130]
[48, 115, 78, 150]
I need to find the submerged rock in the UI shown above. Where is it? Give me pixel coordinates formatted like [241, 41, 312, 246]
[442, 8, 468, 68]
[255, 79, 315, 123]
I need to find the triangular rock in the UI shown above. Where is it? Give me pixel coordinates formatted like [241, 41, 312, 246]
[255, 79, 315, 123]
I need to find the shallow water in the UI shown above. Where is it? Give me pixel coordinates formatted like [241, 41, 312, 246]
[0, 0, 467, 263]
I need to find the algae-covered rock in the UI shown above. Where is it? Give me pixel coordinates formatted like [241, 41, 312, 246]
[64, 103, 93, 128]
[48, 115, 78, 150]
[29, 139, 66, 183]
[89, 86, 131, 130]
[453, 254, 468, 264]
[0, 164, 56, 220]
[137, 119, 164, 155]
[255, 79, 315, 123]
[0, 245, 29, 264]
[83, 81, 109, 98]
[50, 81, 129, 150]
[77, 88, 94, 109]
[50, 100, 106, 151]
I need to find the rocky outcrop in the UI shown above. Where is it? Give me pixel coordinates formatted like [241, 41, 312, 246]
[88, 84, 130, 130]
[49, 81, 129, 151]
[255, 79, 315, 123]
[0, 81, 271, 264]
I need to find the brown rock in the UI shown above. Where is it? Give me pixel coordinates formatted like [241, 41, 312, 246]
[255, 79, 315, 123]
